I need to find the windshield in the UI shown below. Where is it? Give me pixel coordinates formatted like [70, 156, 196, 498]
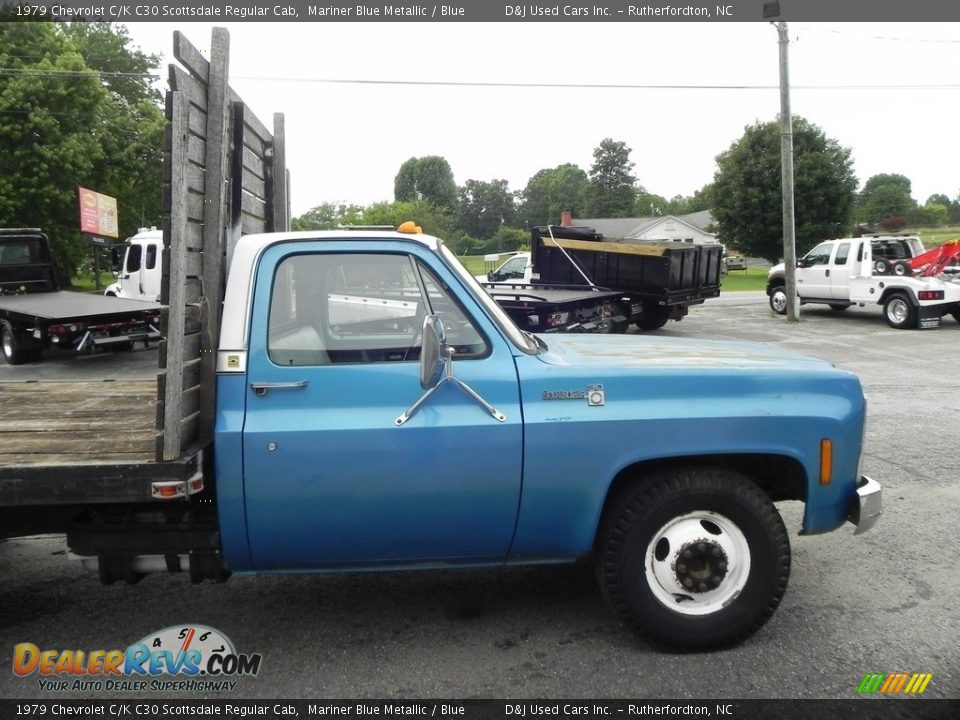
[439, 244, 540, 354]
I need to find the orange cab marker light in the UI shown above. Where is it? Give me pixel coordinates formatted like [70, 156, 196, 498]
[397, 221, 421, 234]
[157, 485, 179, 498]
[819, 439, 833, 485]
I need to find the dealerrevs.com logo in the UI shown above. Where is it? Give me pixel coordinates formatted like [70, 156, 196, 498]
[13, 625, 262, 693]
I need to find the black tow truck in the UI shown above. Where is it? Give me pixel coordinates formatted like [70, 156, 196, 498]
[0, 229, 162, 364]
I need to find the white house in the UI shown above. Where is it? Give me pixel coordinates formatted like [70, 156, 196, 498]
[562, 210, 718, 244]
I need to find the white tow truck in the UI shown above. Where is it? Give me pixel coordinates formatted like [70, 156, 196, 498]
[767, 235, 960, 329]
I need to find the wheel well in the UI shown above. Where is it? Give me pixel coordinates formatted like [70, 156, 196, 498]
[596, 455, 805, 549]
[879, 287, 916, 306]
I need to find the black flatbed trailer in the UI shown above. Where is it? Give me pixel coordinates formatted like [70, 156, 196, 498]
[483, 281, 626, 333]
[0, 229, 161, 364]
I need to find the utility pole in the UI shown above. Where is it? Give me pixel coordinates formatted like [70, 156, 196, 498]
[776, 21, 800, 321]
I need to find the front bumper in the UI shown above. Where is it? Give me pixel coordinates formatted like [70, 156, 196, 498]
[848, 475, 882, 535]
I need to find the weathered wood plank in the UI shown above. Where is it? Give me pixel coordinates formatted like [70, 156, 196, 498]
[0, 381, 157, 467]
[271, 112, 288, 231]
[173, 31, 210, 85]
[161, 89, 191, 461]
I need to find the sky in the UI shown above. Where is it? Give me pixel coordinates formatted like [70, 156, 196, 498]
[122, 21, 960, 219]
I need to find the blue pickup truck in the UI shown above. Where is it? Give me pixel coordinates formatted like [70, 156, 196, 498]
[0, 226, 881, 651]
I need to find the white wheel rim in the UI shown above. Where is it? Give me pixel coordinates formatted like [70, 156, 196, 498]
[644, 511, 751, 616]
[771, 291, 786, 313]
[888, 299, 908, 324]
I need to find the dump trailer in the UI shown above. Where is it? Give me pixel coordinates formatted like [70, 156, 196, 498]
[530, 225, 723, 330]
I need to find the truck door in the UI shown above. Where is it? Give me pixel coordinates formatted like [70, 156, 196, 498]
[796, 241, 833, 299]
[141, 241, 161, 301]
[241, 245, 524, 569]
[828, 241, 852, 300]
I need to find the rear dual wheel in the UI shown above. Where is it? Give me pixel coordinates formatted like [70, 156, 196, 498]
[597, 467, 790, 651]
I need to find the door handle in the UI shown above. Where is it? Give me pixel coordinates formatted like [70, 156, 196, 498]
[250, 380, 309, 396]
[825, 269, 831, 277]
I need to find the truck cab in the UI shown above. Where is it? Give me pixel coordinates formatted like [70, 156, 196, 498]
[104, 228, 163, 302]
[477, 251, 533, 284]
[197, 227, 881, 650]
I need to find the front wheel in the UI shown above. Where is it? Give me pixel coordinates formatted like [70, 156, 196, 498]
[597, 467, 790, 651]
[768, 286, 787, 315]
[883, 292, 917, 329]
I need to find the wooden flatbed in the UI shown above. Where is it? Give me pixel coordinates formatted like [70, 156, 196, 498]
[0, 380, 202, 506]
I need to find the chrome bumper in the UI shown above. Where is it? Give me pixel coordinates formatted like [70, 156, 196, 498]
[848, 475, 882, 535]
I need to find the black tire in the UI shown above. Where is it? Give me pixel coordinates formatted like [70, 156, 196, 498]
[951, 307, 960, 324]
[634, 310, 670, 331]
[883, 292, 917, 329]
[874, 259, 889, 274]
[768, 286, 787, 315]
[597, 467, 790, 651]
[0, 320, 29, 365]
[893, 262, 909, 277]
[828, 304, 849, 312]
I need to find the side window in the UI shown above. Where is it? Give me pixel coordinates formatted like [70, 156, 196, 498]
[499, 256, 526, 278]
[267, 253, 487, 367]
[834, 243, 850, 266]
[145, 244, 157, 270]
[126, 244, 142, 273]
[803, 242, 832, 266]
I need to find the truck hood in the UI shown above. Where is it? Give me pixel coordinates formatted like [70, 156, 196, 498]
[534, 333, 834, 373]
[768, 261, 785, 277]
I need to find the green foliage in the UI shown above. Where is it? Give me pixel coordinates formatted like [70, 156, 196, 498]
[856, 174, 916, 225]
[0, 22, 164, 285]
[711, 117, 857, 264]
[487, 226, 527, 254]
[357, 200, 456, 240]
[393, 155, 457, 211]
[582, 139, 637, 218]
[518, 163, 588, 227]
[456, 178, 516, 239]
[292, 202, 365, 230]
[907, 202, 948, 228]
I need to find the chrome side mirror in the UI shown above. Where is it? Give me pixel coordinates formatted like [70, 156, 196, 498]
[419, 314, 446, 389]
[396, 313, 505, 427]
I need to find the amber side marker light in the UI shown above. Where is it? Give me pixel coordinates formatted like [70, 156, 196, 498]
[820, 439, 833, 485]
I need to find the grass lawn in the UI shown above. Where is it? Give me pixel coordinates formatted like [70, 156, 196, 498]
[719, 267, 768, 292]
[903, 226, 960, 247]
[70, 271, 115, 292]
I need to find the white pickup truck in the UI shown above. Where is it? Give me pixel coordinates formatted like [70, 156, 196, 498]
[767, 236, 960, 329]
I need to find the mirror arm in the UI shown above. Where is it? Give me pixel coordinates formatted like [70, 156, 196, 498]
[448, 377, 507, 422]
[394, 384, 443, 427]
[396, 348, 507, 427]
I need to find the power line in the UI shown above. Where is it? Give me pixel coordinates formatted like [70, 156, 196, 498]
[0, 66, 956, 91]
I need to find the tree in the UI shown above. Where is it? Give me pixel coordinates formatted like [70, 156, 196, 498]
[518, 164, 587, 227]
[292, 202, 364, 230]
[582, 139, 636, 218]
[0, 23, 108, 283]
[856, 174, 916, 225]
[62, 23, 165, 235]
[0, 22, 165, 285]
[634, 187, 668, 217]
[456, 179, 516, 239]
[711, 117, 858, 263]
[393, 156, 457, 211]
